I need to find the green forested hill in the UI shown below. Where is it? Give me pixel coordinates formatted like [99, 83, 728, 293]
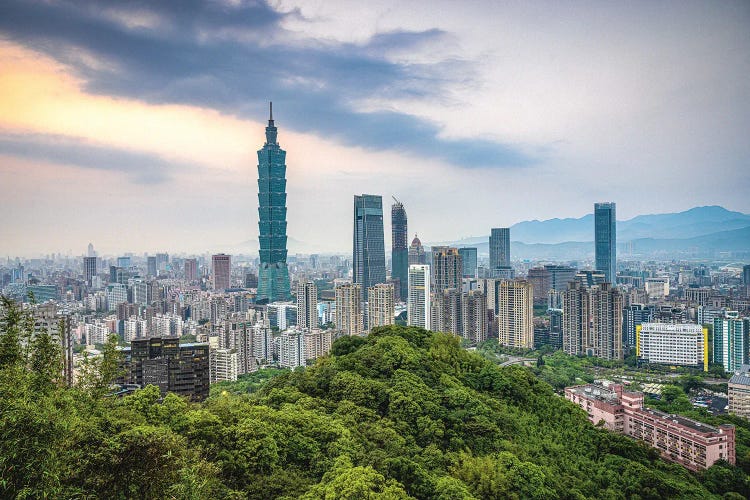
[0, 302, 745, 498]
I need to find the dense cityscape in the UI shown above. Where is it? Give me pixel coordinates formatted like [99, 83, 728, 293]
[1, 1, 749, 498]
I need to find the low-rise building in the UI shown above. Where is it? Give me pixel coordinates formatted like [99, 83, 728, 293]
[728, 365, 750, 420]
[566, 383, 735, 471]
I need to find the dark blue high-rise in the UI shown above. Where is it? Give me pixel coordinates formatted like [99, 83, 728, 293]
[595, 202, 616, 284]
[391, 198, 408, 301]
[354, 194, 386, 298]
[257, 102, 291, 303]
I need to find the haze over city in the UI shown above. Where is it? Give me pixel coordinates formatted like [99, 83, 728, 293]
[1, 0, 749, 256]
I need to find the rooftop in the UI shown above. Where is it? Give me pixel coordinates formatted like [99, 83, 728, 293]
[642, 407, 720, 434]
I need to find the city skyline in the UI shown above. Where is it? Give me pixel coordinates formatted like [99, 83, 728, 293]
[1, 1, 749, 256]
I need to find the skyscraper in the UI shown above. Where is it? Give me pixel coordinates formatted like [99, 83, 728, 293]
[497, 280, 534, 349]
[257, 102, 291, 303]
[83, 256, 97, 285]
[184, 258, 198, 282]
[296, 281, 318, 330]
[367, 283, 395, 332]
[353, 194, 386, 297]
[408, 264, 431, 330]
[212, 254, 231, 291]
[595, 202, 616, 283]
[391, 198, 409, 301]
[458, 247, 477, 278]
[147, 256, 157, 277]
[489, 228, 510, 269]
[431, 246, 463, 293]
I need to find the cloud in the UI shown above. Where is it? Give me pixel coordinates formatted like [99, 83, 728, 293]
[0, 0, 534, 168]
[0, 133, 187, 183]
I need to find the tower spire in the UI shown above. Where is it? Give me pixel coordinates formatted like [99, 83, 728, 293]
[269, 101, 273, 122]
[265, 101, 277, 144]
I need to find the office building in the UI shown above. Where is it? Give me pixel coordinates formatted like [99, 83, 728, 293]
[489, 228, 510, 269]
[266, 302, 297, 330]
[549, 308, 563, 349]
[296, 281, 318, 330]
[431, 246, 463, 293]
[123, 337, 210, 401]
[155, 253, 169, 272]
[497, 279, 534, 349]
[566, 384, 734, 471]
[546, 265, 578, 291]
[458, 247, 478, 278]
[645, 277, 669, 299]
[408, 235, 426, 265]
[408, 264, 431, 329]
[367, 283, 394, 332]
[212, 254, 231, 291]
[184, 258, 198, 282]
[257, 103, 292, 303]
[728, 365, 750, 419]
[353, 194, 386, 297]
[391, 199, 409, 301]
[594, 202, 616, 283]
[622, 304, 654, 349]
[713, 313, 750, 372]
[335, 283, 363, 336]
[117, 256, 132, 268]
[83, 256, 97, 286]
[527, 267, 551, 305]
[575, 270, 606, 289]
[147, 256, 157, 277]
[636, 323, 708, 370]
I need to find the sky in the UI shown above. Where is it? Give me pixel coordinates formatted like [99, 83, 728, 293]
[1, 0, 749, 257]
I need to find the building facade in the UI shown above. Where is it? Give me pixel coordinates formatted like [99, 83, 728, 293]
[257, 103, 292, 303]
[497, 279, 534, 348]
[594, 202, 616, 283]
[391, 199, 409, 301]
[458, 247, 478, 278]
[408, 264, 431, 330]
[713, 313, 750, 372]
[296, 281, 318, 330]
[353, 194, 386, 298]
[431, 246, 463, 293]
[489, 228, 510, 269]
[211, 254, 231, 291]
[636, 323, 708, 370]
[335, 283, 363, 336]
[728, 365, 750, 420]
[367, 283, 395, 332]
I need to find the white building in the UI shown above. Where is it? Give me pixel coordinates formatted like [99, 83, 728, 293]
[279, 329, 305, 369]
[645, 277, 669, 299]
[210, 348, 238, 383]
[408, 265, 431, 329]
[636, 322, 707, 371]
[304, 329, 333, 363]
[106, 283, 127, 311]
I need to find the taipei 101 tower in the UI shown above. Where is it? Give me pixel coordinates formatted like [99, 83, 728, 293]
[256, 102, 291, 303]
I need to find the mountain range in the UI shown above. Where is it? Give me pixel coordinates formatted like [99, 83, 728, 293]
[432, 206, 750, 259]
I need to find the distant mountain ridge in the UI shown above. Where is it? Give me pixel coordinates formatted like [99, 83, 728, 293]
[434, 205, 750, 247]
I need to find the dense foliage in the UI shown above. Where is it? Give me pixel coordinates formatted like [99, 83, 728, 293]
[0, 297, 745, 498]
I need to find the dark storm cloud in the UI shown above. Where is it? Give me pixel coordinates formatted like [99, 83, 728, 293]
[0, 0, 533, 168]
[0, 133, 188, 184]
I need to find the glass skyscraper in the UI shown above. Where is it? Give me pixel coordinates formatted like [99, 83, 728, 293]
[595, 202, 616, 284]
[353, 194, 386, 297]
[257, 103, 291, 303]
[458, 247, 477, 278]
[391, 199, 408, 301]
[489, 228, 510, 269]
